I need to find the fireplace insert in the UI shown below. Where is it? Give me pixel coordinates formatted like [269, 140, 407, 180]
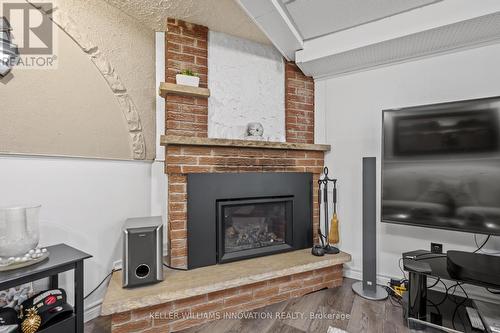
[187, 172, 312, 269]
[217, 197, 293, 263]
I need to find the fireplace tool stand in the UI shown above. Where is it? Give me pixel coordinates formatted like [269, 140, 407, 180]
[318, 167, 340, 254]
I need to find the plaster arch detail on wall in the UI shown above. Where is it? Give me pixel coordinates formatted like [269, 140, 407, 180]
[27, 1, 146, 159]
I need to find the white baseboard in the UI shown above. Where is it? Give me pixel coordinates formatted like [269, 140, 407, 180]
[84, 299, 103, 323]
[112, 259, 122, 271]
[343, 267, 394, 286]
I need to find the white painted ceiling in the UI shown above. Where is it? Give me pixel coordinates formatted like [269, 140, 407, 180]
[280, 0, 442, 40]
[102, 0, 271, 44]
[298, 11, 500, 78]
[239, 0, 500, 77]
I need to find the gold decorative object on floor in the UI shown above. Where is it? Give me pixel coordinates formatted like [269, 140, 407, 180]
[21, 308, 41, 333]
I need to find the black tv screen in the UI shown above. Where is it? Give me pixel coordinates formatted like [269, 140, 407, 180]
[382, 96, 500, 236]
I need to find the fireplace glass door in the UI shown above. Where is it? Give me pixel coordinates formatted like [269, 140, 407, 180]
[217, 197, 293, 263]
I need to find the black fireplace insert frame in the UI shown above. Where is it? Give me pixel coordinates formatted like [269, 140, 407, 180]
[216, 196, 294, 263]
[187, 172, 313, 269]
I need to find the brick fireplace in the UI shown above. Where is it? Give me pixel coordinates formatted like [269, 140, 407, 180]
[163, 19, 322, 269]
[100, 19, 350, 333]
[164, 138, 328, 268]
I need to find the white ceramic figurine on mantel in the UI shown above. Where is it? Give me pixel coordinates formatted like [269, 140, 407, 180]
[245, 122, 265, 141]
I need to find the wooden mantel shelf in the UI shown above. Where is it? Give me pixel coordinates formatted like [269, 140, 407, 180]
[160, 135, 331, 152]
[159, 82, 210, 98]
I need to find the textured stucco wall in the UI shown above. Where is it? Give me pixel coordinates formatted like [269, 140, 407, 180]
[208, 31, 285, 141]
[0, 0, 155, 160]
[103, 0, 270, 45]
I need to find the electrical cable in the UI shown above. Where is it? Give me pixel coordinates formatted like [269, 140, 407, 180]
[486, 288, 500, 294]
[84, 269, 121, 300]
[452, 298, 468, 331]
[433, 280, 450, 306]
[84, 262, 188, 301]
[386, 284, 399, 295]
[457, 283, 468, 299]
[389, 294, 402, 308]
[473, 234, 491, 253]
[450, 283, 468, 331]
[474, 234, 500, 254]
[163, 263, 188, 271]
[449, 282, 460, 299]
[427, 277, 440, 289]
[431, 280, 466, 307]
[426, 297, 442, 316]
[385, 285, 403, 308]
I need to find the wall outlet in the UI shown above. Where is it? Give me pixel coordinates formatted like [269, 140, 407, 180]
[431, 243, 443, 253]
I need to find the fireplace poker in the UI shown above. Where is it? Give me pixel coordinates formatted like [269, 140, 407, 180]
[317, 183, 325, 248]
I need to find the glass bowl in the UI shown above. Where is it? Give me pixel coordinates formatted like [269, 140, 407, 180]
[0, 204, 41, 257]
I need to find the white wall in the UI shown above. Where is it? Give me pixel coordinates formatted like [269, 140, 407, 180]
[208, 31, 285, 141]
[0, 155, 152, 318]
[0, 0, 156, 160]
[0, 32, 167, 322]
[317, 43, 500, 301]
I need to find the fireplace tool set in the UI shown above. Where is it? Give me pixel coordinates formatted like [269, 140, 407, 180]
[315, 167, 340, 255]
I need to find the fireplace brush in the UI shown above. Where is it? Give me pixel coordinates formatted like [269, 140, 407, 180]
[329, 179, 340, 244]
[317, 167, 340, 255]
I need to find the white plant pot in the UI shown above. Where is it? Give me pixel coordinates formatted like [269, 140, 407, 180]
[176, 74, 200, 87]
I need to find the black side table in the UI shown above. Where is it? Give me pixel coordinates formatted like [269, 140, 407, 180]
[0, 243, 91, 333]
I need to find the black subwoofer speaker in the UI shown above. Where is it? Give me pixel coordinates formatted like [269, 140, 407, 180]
[123, 216, 164, 288]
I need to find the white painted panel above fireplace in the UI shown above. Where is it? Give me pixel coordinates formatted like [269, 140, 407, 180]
[208, 31, 286, 142]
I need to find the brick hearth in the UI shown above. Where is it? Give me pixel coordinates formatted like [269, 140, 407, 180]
[111, 267, 342, 332]
[103, 250, 351, 333]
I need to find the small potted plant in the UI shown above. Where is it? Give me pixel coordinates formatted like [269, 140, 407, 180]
[176, 69, 200, 87]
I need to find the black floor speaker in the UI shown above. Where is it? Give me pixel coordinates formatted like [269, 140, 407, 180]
[123, 216, 164, 288]
[352, 157, 388, 300]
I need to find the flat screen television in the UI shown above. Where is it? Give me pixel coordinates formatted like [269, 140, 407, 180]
[382, 96, 500, 236]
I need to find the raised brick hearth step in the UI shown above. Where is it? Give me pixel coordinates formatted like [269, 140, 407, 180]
[101, 249, 351, 333]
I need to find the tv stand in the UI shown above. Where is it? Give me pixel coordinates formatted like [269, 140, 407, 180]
[402, 250, 500, 332]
